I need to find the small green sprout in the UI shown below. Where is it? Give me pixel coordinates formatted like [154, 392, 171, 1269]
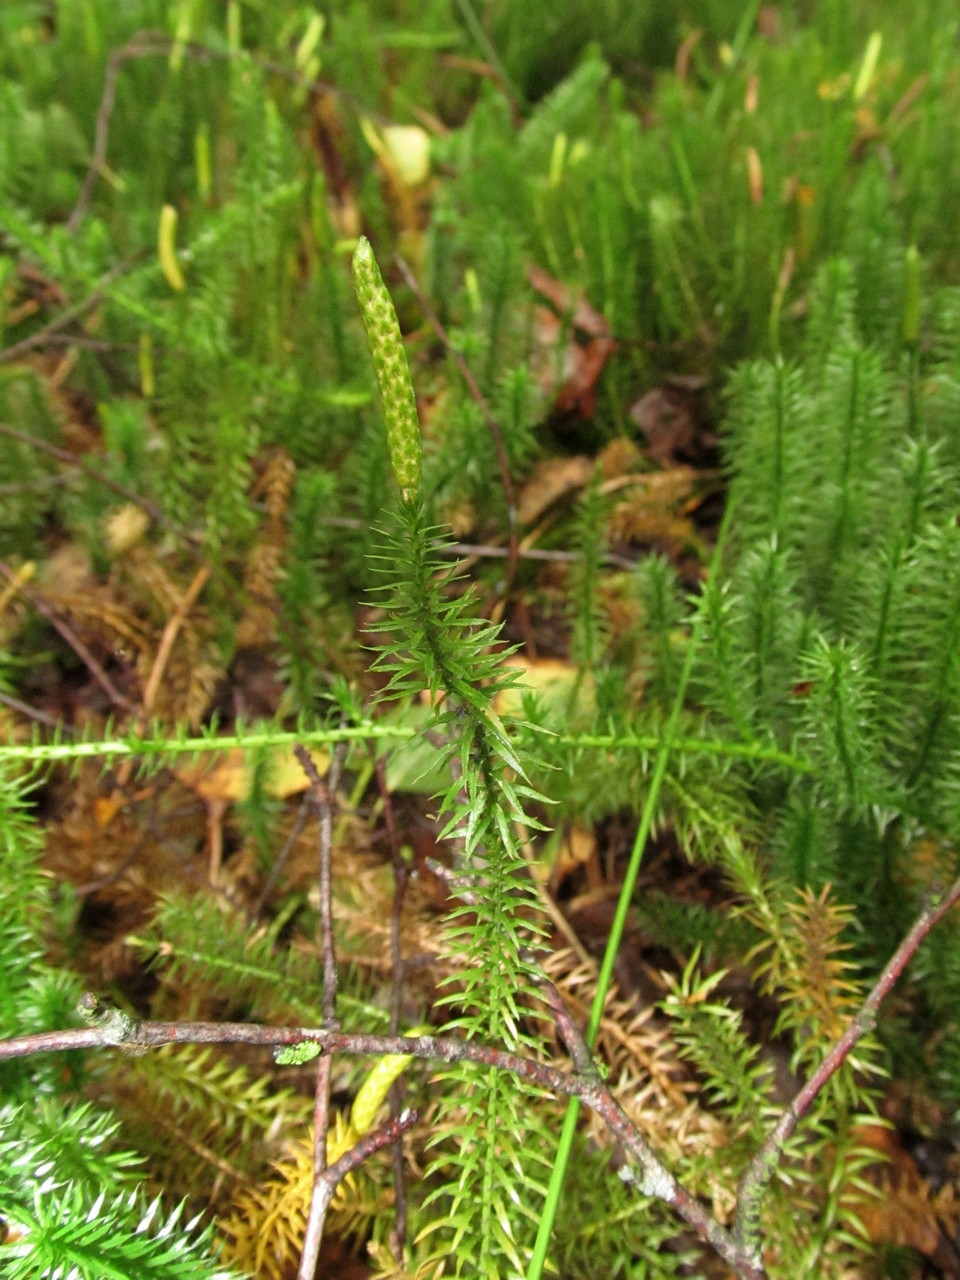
[274, 1040, 323, 1065]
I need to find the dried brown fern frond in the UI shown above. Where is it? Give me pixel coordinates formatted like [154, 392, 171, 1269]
[45, 588, 152, 664]
[749, 885, 876, 1073]
[122, 548, 221, 726]
[218, 1112, 388, 1280]
[333, 857, 443, 986]
[43, 761, 205, 894]
[0, 560, 34, 636]
[107, 1043, 310, 1209]
[180, 653, 224, 727]
[120, 546, 185, 618]
[235, 543, 284, 651]
[366, 1241, 446, 1280]
[605, 466, 700, 555]
[841, 1121, 960, 1261]
[541, 947, 691, 1109]
[236, 448, 295, 650]
[256, 447, 297, 524]
[93, 541, 224, 726]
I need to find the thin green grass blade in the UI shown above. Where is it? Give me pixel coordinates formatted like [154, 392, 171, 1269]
[526, 497, 736, 1280]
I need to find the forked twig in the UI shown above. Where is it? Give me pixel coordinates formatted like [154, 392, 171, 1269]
[8, 868, 957, 1280]
[2, 1007, 748, 1273]
[301, 1053, 334, 1280]
[298, 1108, 421, 1247]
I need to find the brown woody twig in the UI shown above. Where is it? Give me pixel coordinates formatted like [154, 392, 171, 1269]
[0, 1008, 751, 1276]
[302, 1108, 421, 1242]
[294, 741, 344, 1280]
[6, 880, 959, 1277]
[376, 754, 412, 1251]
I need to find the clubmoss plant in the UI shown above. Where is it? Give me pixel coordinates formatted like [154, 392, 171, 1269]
[352, 234, 554, 1277]
[4, 5, 960, 1279]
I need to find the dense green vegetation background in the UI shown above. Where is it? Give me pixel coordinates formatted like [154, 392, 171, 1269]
[3, 2, 960, 1278]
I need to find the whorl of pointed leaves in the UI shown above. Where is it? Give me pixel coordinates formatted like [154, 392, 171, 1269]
[351, 236, 422, 502]
[366, 496, 552, 1276]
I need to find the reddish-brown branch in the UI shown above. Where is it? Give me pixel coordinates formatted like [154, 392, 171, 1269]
[294, 741, 345, 1280]
[299, 1053, 334, 1280]
[529, 962, 763, 1276]
[0, 1013, 746, 1273]
[295, 743, 342, 1029]
[0, 689, 68, 731]
[7, 876, 958, 1280]
[301, 1109, 421, 1239]
[376, 753, 412, 1251]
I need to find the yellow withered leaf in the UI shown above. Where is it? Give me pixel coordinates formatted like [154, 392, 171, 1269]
[175, 745, 330, 803]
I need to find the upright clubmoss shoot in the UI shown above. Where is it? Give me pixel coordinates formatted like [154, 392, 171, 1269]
[351, 236, 422, 502]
